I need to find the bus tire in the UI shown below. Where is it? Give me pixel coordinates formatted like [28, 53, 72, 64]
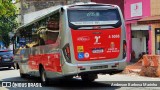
[40, 67, 48, 85]
[20, 73, 27, 78]
[81, 74, 97, 82]
[63, 75, 73, 80]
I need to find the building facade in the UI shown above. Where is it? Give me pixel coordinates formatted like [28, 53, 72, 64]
[125, 0, 151, 62]
[138, 0, 160, 55]
[151, 0, 160, 55]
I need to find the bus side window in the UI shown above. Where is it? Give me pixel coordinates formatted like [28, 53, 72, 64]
[47, 12, 59, 30]
[25, 35, 42, 47]
[45, 31, 59, 45]
[47, 19, 59, 30]
[38, 36, 45, 45]
[46, 12, 60, 45]
[31, 35, 45, 47]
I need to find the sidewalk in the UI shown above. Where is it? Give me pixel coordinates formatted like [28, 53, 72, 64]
[123, 56, 160, 77]
[123, 60, 142, 75]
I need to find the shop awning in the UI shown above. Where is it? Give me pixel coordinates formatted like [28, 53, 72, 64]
[137, 15, 160, 24]
[125, 19, 138, 24]
[125, 18, 141, 24]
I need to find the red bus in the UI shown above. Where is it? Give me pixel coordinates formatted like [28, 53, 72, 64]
[13, 2, 127, 85]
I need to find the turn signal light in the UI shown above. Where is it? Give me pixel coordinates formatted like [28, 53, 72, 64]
[63, 43, 71, 63]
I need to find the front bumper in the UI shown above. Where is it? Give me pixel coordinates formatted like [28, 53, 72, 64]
[0, 62, 14, 67]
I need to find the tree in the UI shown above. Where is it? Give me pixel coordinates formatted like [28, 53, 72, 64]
[0, 0, 17, 46]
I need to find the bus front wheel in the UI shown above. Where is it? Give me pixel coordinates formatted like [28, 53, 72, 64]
[20, 73, 27, 78]
[81, 74, 98, 82]
[40, 67, 48, 85]
[19, 69, 27, 78]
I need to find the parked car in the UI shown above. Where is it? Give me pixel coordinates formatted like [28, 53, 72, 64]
[0, 50, 14, 69]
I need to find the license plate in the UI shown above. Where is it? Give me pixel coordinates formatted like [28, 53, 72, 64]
[4, 59, 10, 61]
[90, 65, 108, 69]
[92, 48, 104, 53]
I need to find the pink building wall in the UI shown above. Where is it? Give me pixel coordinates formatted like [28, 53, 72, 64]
[124, 0, 151, 62]
[125, 0, 150, 20]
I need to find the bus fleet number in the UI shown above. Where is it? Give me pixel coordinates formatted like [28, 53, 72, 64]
[109, 35, 120, 38]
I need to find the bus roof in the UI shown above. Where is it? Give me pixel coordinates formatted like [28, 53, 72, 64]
[65, 2, 117, 8]
[16, 2, 118, 32]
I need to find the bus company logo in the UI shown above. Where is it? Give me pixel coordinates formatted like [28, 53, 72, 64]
[77, 36, 90, 42]
[110, 42, 115, 48]
[2, 82, 11, 87]
[1, 82, 43, 88]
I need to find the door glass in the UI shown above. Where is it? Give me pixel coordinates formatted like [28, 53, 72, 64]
[155, 29, 160, 54]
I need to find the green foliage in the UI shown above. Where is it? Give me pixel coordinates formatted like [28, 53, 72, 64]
[0, 0, 18, 46]
[0, 0, 17, 16]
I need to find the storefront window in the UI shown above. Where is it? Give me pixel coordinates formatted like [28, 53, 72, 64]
[155, 28, 160, 54]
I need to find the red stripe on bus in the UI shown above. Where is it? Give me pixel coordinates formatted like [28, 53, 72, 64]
[28, 53, 62, 72]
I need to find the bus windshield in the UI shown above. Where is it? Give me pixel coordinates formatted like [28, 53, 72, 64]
[68, 9, 121, 29]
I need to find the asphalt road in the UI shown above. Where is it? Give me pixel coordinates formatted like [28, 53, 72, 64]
[0, 67, 160, 90]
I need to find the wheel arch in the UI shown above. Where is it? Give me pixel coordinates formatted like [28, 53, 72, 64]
[39, 63, 44, 74]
